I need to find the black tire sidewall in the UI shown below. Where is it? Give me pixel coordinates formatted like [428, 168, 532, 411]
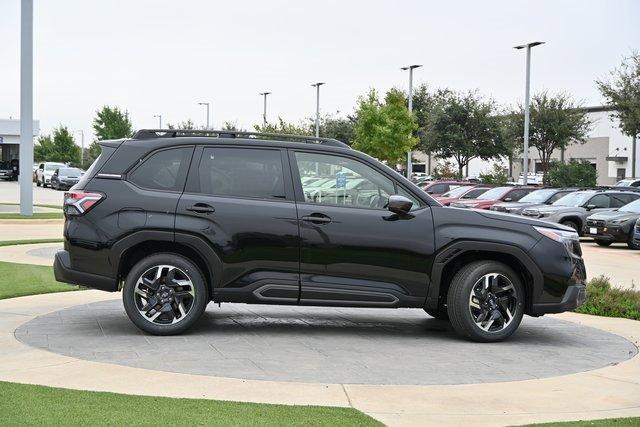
[447, 261, 525, 342]
[122, 253, 208, 335]
[595, 240, 612, 247]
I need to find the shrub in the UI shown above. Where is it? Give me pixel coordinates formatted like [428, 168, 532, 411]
[575, 276, 640, 320]
[543, 159, 597, 187]
[479, 163, 508, 185]
[432, 160, 458, 179]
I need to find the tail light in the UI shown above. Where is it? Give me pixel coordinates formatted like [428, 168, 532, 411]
[64, 191, 104, 215]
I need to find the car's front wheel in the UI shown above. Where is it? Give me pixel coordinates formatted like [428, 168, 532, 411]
[122, 253, 208, 335]
[627, 230, 640, 250]
[447, 261, 525, 342]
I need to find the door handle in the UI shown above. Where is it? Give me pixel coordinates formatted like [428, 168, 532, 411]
[301, 214, 332, 224]
[186, 203, 215, 214]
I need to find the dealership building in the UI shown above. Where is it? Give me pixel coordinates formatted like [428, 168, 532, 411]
[0, 118, 40, 163]
[413, 106, 638, 186]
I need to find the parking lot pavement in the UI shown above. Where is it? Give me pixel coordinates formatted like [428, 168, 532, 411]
[581, 240, 639, 290]
[0, 180, 65, 206]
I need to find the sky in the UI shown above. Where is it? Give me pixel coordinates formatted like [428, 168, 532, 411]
[0, 0, 638, 144]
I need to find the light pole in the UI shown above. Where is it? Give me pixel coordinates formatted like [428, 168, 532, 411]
[401, 65, 421, 179]
[198, 102, 210, 129]
[259, 92, 271, 127]
[514, 41, 545, 185]
[20, 0, 34, 216]
[75, 130, 84, 168]
[311, 82, 325, 138]
[153, 114, 162, 129]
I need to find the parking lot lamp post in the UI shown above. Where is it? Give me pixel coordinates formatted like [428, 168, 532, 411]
[20, 0, 34, 216]
[311, 82, 325, 138]
[514, 41, 545, 185]
[75, 130, 84, 168]
[259, 92, 271, 127]
[153, 114, 162, 129]
[401, 65, 421, 179]
[198, 102, 210, 129]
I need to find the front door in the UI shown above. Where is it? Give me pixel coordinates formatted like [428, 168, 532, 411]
[175, 146, 300, 304]
[290, 150, 434, 308]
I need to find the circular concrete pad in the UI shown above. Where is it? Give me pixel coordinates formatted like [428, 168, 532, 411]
[25, 245, 61, 260]
[16, 300, 636, 385]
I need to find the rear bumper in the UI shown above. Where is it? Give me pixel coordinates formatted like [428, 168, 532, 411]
[54, 250, 118, 292]
[530, 283, 587, 315]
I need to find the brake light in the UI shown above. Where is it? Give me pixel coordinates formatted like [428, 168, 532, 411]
[64, 191, 104, 215]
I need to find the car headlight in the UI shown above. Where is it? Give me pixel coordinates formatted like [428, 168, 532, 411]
[534, 226, 581, 256]
[608, 218, 628, 225]
[505, 207, 519, 212]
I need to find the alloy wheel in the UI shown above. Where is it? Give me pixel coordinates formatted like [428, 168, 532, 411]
[468, 273, 518, 333]
[133, 265, 196, 325]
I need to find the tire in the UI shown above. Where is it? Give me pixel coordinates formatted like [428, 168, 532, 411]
[595, 240, 612, 247]
[36, 179, 41, 187]
[561, 220, 579, 234]
[122, 253, 208, 335]
[627, 231, 640, 250]
[424, 307, 449, 321]
[447, 260, 525, 342]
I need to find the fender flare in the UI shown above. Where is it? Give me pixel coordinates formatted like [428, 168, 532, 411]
[425, 240, 544, 311]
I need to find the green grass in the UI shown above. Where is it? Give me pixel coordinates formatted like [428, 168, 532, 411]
[0, 203, 62, 210]
[0, 381, 379, 426]
[521, 417, 640, 426]
[0, 261, 78, 300]
[0, 238, 63, 247]
[575, 276, 640, 321]
[0, 212, 63, 220]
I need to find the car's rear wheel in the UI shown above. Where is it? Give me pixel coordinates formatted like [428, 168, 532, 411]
[122, 253, 208, 335]
[595, 240, 612, 247]
[36, 179, 41, 187]
[447, 261, 525, 342]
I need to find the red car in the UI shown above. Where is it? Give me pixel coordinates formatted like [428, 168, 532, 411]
[435, 185, 492, 206]
[450, 186, 536, 210]
[420, 180, 467, 196]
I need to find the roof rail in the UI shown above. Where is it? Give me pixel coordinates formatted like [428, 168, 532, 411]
[131, 129, 350, 148]
[593, 186, 640, 193]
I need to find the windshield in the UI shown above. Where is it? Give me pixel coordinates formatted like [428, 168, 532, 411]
[441, 186, 473, 198]
[46, 163, 65, 171]
[552, 192, 593, 207]
[477, 187, 509, 200]
[620, 199, 640, 213]
[59, 168, 81, 176]
[615, 180, 633, 187]
[519, 189, 557, 203]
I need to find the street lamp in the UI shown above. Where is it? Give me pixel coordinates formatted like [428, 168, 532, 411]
[259, 92, 271, 127]
[20, 0, 34, 216]
[401, 64, 422, 179]
[198, 102, 211, 129]
[311, 82, 325, 138]
[514, 41, 545, 185]
[153, 114, 162, 129]
[75, 130, 84, 168]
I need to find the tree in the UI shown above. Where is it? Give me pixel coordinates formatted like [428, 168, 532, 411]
[431, 160, 458, 179]
[34, 126, 81, 165]
[544, 159, 597, 187]
[597, 52, 640, 177]
[511, 92, 591, 174]
[167, 119, 196, 130]
[222, 121, 245, 131]
[315, 114, 356, 145]
[89, 106, 134, 164]
[353, 88, 418, 165]
[254, 117, 311, 135]
[420, 90, 507, 178]
[479, 163, 508, 185]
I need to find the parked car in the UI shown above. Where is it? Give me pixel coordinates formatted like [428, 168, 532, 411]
[634, 218, 640, 247]
[450, 186, 536, 210]
[521, 190, 640, 234]
[614, 178, 640, 188]
[435, 185, 491, 206]
[0, 161, 18, 181]
[51, 167, 83, 191]
[54, 129, 587, 342]
[36, 162, 67, 187]
[584, 198, 640, 249]
[490, 188, 578, 215]
[420, 180, 466, 196]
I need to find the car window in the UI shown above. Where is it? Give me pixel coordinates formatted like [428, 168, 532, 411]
[548, 191, 570, 204]
[198, 147, 285, 199]
[427, 183, 448, 194]
[441, 186, 473, 198]
[294, 152, 399, 210]
[506, 189, 528, 201]
[616, 193, 640, 206]
[129, 147, 193, 191]
[588, 194, 610, 208]
[620, 198, 640, 213]
[462, 188, 489, 199]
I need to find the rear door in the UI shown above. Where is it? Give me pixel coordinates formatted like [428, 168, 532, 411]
[175, 145, 300, 304]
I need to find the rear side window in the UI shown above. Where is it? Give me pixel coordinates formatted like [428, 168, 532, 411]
[198, 147, 285, 199]
[507, 189, 528, 201]
[75, 144, 117, 190]
[548, 191, 570, 204]
[611, 193, 639, 207]
[462, 188, 487, 199]
[129, 147, 193, 191]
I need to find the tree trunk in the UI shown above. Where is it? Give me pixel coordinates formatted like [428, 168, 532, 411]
[633, 134, 637, 178]
[458, 163, 464, 179]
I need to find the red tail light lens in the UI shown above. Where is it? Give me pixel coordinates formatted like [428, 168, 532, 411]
[64, 191, 104, 215]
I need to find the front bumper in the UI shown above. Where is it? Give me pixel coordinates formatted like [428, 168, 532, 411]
[54, 250, 118, 292]
[530, 283, 587, 315]
[583, 223, 629, 242]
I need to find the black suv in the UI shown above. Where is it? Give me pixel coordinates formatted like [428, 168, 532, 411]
[54, 130, 587, 342]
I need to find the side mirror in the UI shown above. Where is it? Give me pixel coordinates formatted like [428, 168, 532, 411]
[503, 197, 513, 202]
[388, 195, 413, 215]
[586, 204, 596, 211]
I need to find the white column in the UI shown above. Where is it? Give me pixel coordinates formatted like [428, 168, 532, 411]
[20, 0, 34, 216]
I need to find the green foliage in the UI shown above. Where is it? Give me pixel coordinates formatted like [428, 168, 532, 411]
[431, 160, 458, 179]
[597, 51, 640, 139]
[222, 121, 245, 131]
[543, 159, 597, 187]
[420, 90, 507, 178]
[524, 417, 640, 426]
[316, 114, 356, 145]
[353, 88, 418, 165]
[254, 117, 311, 135]
[575, 276, 640, 321]
[167, 119, 196, 130]
[33, 126, 81, 166]
[92, 106, 133, 140]
[479, 163, 508, 185]
[0, 381, 380, 426]
[510, 92, 592, 174]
